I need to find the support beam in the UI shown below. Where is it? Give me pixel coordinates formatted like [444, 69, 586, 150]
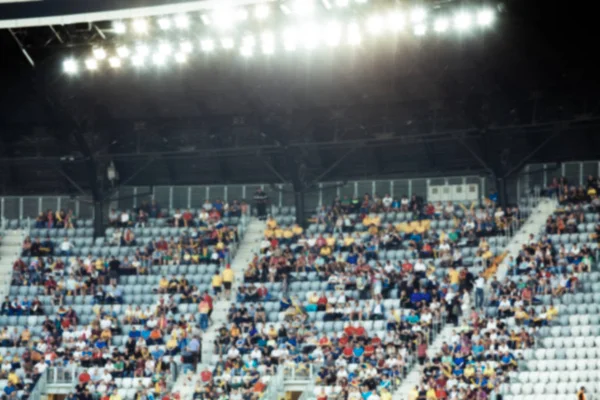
[8, 28, 34, 67]
[311, 146, 360, 185]
[503, 124, 563, 178]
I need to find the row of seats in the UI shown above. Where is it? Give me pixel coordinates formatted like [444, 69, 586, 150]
[5, 219, 94, 230]
[504, 381, 598, 395]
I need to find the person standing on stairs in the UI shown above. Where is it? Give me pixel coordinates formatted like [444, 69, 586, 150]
[212, 270, 223, 300]
[222, 264, 234, 300]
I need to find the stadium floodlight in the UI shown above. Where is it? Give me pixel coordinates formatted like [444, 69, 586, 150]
[301, 23, 319, 49]
[434, 17, 449, 33]
[347, 22, 361, 46]
[174, 14, 190, 29]
[292, 0, 315, 15]
[454, 12, 472, 31]
[261, 31, 275, 54]
[63, 58, 78, 74]
[477, 9, 494, 26]
[180, 41, 193, 53]
[221, 37, 235, 49]
[153, 53, 166, 66]
[159, 42, 173, 55]
[113, 21, 127, 34]
[116, 45, 130, 58]
[174, 52, 187, 63]
[242, 35, 256, 48]
[335, 0, 349, 7]
[283, 28, 298, 51]
[240, 46, 253, 57]
[132, 19, 149, 34]
[108, 56, 122, 68]
[158, 17, 172, 30]
[255, 4, 270, 19]
[131, 55, 145, 67]
[414, 23, 427, 36]
[366, 15, 383, 35]
[213, 9, 235, 29]
[324, 21, 342, 47]
[236, 8, 249, 21]
[410, 7, 426, 23]
[85, 58, 98, 71]
[387, 11, 404, 32]
[93, 47, 107, 60]
[136, 44, 150, 57]
[201, 39, 215, 52]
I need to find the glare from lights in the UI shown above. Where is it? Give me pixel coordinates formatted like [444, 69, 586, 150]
[113, 21, 127, 34]
[236, 8, 249, 21]
[477, 9, 494, 26]
[336, 0, 349, 7]
[108, 57, 122, 68]
[387, 11, 404, 32]
[410, 8, 426, 23]
[321, 0, 332, 10]
[325, 21, 342, 47]
[255, 4, 270, 19]
[158, 17, 172, 30]
[454, 12, 472, 31]
[414, 24, 427, 36]
[201, 14, 211, 25]
[261, 31, 275, 55]
[213, 9, 235, 29]
[153, 53, 166, 66]
[283, 28, 298, 51]
[63, 58, 78, 74]
[174, 52, 187, 63]
[93, 47, 107, 60]
[355, 0, 367, 3]
[347, 23, 361, 46]
[201, 39, 215, 52]
[180, 41, 193, 53]
[434, 17, 449, 33]
[240, 46, 253, 57]
[242, 35, 256, 48]
[292, 0, 315, 15]
[301, 24, 319, 49]
[366, 15, 383, 35]
[159, 42, 173, 55]
[280, 4, 292, 14]
[116, 46, 130, 58]
[132, 19, 148, 34]
[85, 58, 98, 71]
[131, 55, 145, 67]
[221, 37, 235, 49]
[136, 44, 150, 57]
[174, 14, 190, 29]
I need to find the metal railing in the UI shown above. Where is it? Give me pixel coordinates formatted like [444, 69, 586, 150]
[29, 372, 47, 399]
[46, 366, 78, 385]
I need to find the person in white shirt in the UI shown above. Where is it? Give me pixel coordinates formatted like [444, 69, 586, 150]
[120, 211, 130, 227]
[475, 273, 486, 309]
[382, 194, 393, 209]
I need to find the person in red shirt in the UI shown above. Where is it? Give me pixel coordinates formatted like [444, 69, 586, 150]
[200, 368, 212, 383]
[78, 370, 91, 384]
[343, 345, 353, 359]
[319, 336, 331, 347]
[182, 210, 193, 227]
[354, 325, 366, 337]
[402, 260, 413, 273]
[344, 325, 355, 337]
[202, 291, 213, 322]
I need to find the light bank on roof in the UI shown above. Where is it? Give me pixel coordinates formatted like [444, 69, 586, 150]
[0, 0, 271, 28]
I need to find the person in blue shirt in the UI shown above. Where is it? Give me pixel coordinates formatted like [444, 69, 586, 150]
[129, 327, 141, 338]
[352, 344, 364, 363]
[346, 253, 358, 265]
[472, 341, 485, 360]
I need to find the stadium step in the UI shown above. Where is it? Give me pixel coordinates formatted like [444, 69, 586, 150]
[0, 229, 26, 299]
[171, 217, 266, 400]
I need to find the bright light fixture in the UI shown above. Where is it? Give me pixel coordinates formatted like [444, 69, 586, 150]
[255, 4, 270, 19]
[477, 9, 494, 26]
[301, 24, 319, 49]
[242, 35, 256, 48]
[292, 0, 315, 15]
[262, 43, 275, 55]
[325, 21, 342, 47]
[136, 44, 150, 57]
[283, 28, 298, 51]
[410, 8, 426, 23]
[174, 14, 190, 29]
[113, 21, 127, 34]
[159, 42, 172, 55]
[153, 53, 166, 66]
[454, 12, 472, 31]
[240, 47, 253, 57]
[85, 58, 98, 71]
[63, 58, 78, 74]
[116, 46, 130, 58]
[132, 19, 148, 34]
[180, 41, 193, 53]
[213, 9, 234, 29]
[434, 17, 449, 33]
[347, 23, 361, 45]
[93, 47, 107, 60]
[131, 55, 145, 67]
[236, 8, 249, 21]
[387, 11, 404, 32]
[108, 57, 122, 68]
[336, 0, 349, 7]
[261, 31, 275, 54]
[174, 52, 187, 63]
[414, 23, 427, 36]
[221, 37, 235, 49]
[201, 39, 215, 52]
[366, 15, 383, 35]
[158, 17, 172, 30]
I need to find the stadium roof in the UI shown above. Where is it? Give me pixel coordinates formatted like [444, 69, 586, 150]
[0, 0, 597, 196]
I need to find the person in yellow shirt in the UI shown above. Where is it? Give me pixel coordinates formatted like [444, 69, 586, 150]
[283, 228, 294, 244]
[547, 304, 559, 321]
[222, 265, 234, 299]
[266, 216, 278, 230]
[380, 388, 392, 400]
[408, 386, 419, 400]
[448, 266, 460, 292]
[212, 271, 223, 299]
[264, 228, 274, 238]
[426, 387, 437, 400]
[320, 246, 332, 258]
[343, 235, 354, 250]
[292, 224, 303, 237]
[158, 276, 169, 294]
[19, 327, 31, 346]
[7, 371, 19, 386]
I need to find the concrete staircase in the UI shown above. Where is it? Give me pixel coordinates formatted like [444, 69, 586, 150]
[392, 198, 557, 400]
[0, 228, 25, 299]
[172, 218, 266, 399]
